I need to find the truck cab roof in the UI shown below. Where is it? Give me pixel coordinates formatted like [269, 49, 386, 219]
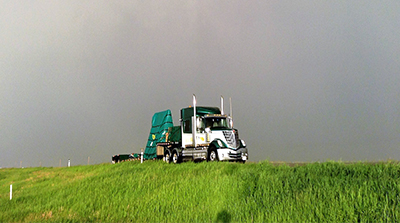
[180, 106, 221, 121]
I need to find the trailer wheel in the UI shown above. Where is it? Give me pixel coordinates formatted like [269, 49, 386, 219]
[172, 152, 180, 164]
[208, 147, 219, 162]
[165, 151, 171, 164]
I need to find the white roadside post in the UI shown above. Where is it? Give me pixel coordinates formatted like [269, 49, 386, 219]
[141, 148, 144, 163]
[10, 184, 12, 200]
[68, 159, 70, 167]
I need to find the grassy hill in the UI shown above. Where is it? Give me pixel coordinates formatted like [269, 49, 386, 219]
[1, 161, 399, 222]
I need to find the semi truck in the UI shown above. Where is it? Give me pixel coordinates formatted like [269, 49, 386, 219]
[144, 95, 248, 163]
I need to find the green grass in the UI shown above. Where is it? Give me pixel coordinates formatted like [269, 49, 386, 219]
[1, 161, 400, 222]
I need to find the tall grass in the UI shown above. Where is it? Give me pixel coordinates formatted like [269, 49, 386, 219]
[1, 161, 399, 222]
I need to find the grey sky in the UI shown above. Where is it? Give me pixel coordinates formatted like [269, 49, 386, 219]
[1, 1, 399, 167]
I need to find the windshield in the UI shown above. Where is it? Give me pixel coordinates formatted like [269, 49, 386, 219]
[203, 117, 230, 129]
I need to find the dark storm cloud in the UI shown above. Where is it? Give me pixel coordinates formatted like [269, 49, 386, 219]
[1, 1, 399, 167]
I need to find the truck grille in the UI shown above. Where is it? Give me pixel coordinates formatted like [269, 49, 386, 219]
[223, 131, 237, 148]
[228, 152, 241, 158]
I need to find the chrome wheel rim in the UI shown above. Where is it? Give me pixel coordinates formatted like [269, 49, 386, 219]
[165, 153, 170, 163]
[210, 151, 217, 161]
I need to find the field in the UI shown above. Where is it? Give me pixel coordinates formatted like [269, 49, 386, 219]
[1, 161, 400, 222]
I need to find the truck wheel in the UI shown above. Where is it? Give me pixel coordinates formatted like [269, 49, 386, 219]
[208, 148, 219, 162]
[165, 152, 171, 164]
[172, 152, 180, 164]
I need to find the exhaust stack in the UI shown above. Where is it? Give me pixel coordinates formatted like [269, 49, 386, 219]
[220, 96, 224, 115]
[229, 97, 232, 119]
[192, 94, 197, 147]
[230, 97, 233, 127]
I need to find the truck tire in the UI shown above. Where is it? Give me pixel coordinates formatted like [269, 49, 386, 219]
[165, 151, 171, 164]
[172, 151, 180, 164]
[208, 147, 219, 162]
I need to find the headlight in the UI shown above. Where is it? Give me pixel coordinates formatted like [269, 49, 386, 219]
[241, 140, 246, 147]
[217, 140, 223, 147]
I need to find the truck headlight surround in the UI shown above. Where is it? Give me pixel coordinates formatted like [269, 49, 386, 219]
[217, 140, 223, 147]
